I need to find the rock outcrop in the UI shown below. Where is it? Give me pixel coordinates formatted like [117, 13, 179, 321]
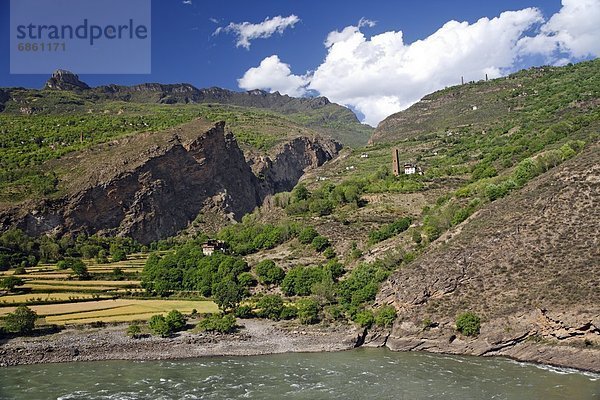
[44, 70, 90, 91]
[376, 143, 600, 371]
[0, 122, 340, 243]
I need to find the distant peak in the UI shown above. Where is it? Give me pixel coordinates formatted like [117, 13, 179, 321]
[44, 69, 90, 91]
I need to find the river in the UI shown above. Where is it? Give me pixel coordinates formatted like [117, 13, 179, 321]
[0, 348, 598, 399]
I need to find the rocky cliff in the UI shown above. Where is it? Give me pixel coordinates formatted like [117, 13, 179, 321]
[0, 121, 340, 243]
[373, 144, 600, 371]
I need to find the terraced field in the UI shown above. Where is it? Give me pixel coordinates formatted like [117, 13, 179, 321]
[0, 253, 218, 325]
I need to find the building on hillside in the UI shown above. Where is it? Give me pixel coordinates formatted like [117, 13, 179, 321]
[392, 148, 422, 176]
[404, 163, 417, 175]
[392, 148, 401, 175]
[202, 239, 226, 256]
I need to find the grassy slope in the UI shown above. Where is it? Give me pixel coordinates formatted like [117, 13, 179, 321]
[0, 100, 338, 204]
[243, 59, 599, 308]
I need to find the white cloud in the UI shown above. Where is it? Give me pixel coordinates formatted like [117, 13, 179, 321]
[310, 9, 543, 126]
[182, 0, 192, 5]
[237, 1, 600, 126]
[214, 15, 300, 49]
[518, 0, 600, 59]
[237, 55, 309, 97]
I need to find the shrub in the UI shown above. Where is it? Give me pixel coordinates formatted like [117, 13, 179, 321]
[281, 266, 324, 296]
[237, 272, 257, 287]
[70, 260, 89, 280]
[279, 305, 298, 320]
[298, 227, 318, 244]
[198, 313, 236, 333]
[111, 248, 127, 262]
[13, 266, 27, 275]
[165, 310, 187, 332]
[3, 305, 37, 334]
[323, 247, 336, 259]
[0, 276, 24, 291]
[255, 260, 285, 285]
[148, 315, 171, 337]
[297, 298, 320, 325]
[127, 323, 142, 338]
[311, 236, 330, 252]
[456, 312, 481, 336]
[256, 294, 284, 320]
[234, 305, 254, 319]
[353, 310, 375, 328]
[374, 305, 397, 328]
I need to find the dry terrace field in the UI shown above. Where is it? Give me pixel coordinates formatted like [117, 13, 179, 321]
[0, 253, 218, 325]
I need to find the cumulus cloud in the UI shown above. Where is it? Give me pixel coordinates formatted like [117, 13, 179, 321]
[518, 0, 600, 59]
[310, 9, 543, 125]
[237, 55, 309, 97]
[214, 15, 300, 49]
[237, 1, 600, 126]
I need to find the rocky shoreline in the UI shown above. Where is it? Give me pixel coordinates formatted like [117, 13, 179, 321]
[0, 319, 360, 367]
[1, 319, 599, 374]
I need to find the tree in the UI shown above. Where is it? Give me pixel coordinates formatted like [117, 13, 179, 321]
[70, 260, 89, 280]
[4, 305, 37, 334]
[255, 260, 285, 285]
[165, 310, 187, 332]
[111, 248, 127, 262]
[256, 294, 284, 320]
[456, 312, 481, 336]
[297, 298, 320, 325]
[213, 279, 243, 312]
[148, 314, 171, 337]
[0, 276, 24, 292]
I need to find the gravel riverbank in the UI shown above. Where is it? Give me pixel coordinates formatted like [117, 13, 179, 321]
[0, 319, 360, 367]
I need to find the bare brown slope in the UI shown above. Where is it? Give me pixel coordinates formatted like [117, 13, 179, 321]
[376, 143, 600, 371]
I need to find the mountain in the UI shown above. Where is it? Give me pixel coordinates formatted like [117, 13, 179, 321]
[375, 143, 599, 371]
[0, 70, 372, 148]
[370, 60, 600, 145]
[0, 120, 340, 243]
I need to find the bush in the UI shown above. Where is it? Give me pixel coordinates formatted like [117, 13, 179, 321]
[255, 260, 285, 285]
[281, 266, 324, 296]
[234, 305, 254, 319]
[279, 305, 298, 320]
[237, 272, 257, 287]
[70, 260, 89, 280]
[298, 227, 319, 244]
[297, 298, 320, 325]
[3, 305, 37, 334]
[323, 247, 336, 259]
[353, 310, 375, 328]
[374, 305, 397, 328]
[198, 313, 237, 333]
[111, 248, 127, 262]
[148, 315, 171, 337]
[311, 236, 330, 252]
[127, 323, 142, 338]
[256, 294, 284, 320]
[165, 310, 187, 332]
[456, 312, 481, 336]
[0, 276, 24, 291]
[368, 217, 412, 245]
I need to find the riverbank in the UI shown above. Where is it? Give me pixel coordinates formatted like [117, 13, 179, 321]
[0, 319, 360, 367]
[1, 319, 598, 373]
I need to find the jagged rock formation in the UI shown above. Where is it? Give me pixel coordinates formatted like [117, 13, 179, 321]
[375, 144, 600, 371]
[44, 70, 90, 91]
[0, 122, 340, 243]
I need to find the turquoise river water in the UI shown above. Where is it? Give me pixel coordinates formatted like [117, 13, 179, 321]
[0, 348, 598, 399]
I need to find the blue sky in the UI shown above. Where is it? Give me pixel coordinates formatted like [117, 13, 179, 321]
[1, 0, 598, 124]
